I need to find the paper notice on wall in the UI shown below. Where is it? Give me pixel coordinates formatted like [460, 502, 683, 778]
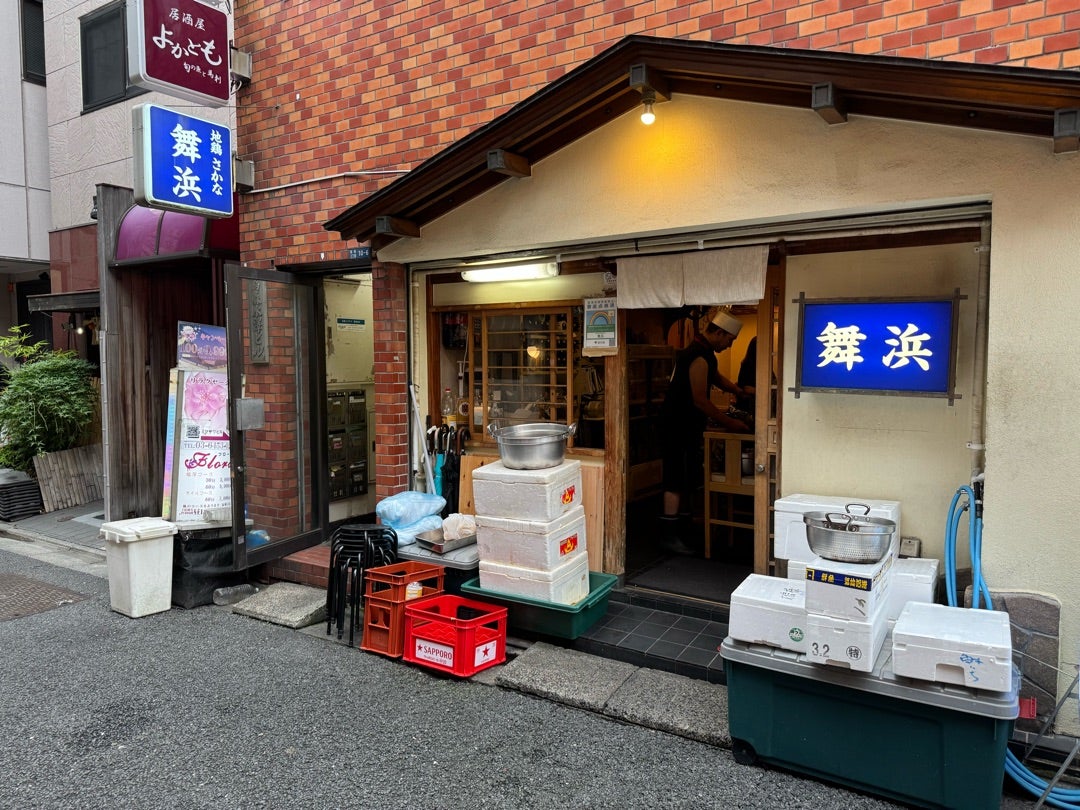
[162, 369, 231, 523]
[583, 296, 617, 356]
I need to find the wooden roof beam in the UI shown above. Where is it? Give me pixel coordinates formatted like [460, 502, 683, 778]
[812, 82, 848, 124]
[375, 215, 420, 239]
[629, 63, 670, 102]
[487, 149, 532, 178]
[1054, 109, 1079, 153]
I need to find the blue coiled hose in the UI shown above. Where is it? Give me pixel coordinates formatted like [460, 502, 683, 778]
[946, 485, 1080, 808]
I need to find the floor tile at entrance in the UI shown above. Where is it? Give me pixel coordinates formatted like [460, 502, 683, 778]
[573, 597, 729, 684]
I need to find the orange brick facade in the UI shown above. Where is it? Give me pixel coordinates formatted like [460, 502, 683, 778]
[233, 0, 1080, 495]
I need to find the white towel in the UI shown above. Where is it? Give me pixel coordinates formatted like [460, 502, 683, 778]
[682, 245, 768, 305]
[617, 245, 768, 308]
[616, 254, 685, 309]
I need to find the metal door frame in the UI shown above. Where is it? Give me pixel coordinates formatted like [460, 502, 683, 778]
[225, 262, 329, 570]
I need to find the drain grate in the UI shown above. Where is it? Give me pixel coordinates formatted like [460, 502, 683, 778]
[0, 573, 88, 621]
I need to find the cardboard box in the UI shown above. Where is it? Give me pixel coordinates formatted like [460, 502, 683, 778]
[472, 459, 582, 521]
[476, 505, 586, 571]
[892, 603, 1013, 692]
[729, 574, 807, 653]
[804, 552, 894, 620]
[805, 598, 889, 672]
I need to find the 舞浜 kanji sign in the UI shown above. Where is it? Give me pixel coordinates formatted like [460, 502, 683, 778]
[127, 0, 230, 107]
[795, 297, 959, 398]
[133, 104, 233, 218]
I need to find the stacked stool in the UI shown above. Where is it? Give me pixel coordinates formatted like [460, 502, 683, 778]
[472, 459, 589, 606]
[325, 524, 397, 646]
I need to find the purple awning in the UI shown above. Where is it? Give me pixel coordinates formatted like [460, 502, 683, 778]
[114, 204, 239, 264]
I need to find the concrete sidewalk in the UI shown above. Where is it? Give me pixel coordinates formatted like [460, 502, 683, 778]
[0, 506, 733, 752]
[0, 509, 1037, 809]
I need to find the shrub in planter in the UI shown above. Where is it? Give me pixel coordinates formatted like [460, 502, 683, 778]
[0, 328, 97, 475]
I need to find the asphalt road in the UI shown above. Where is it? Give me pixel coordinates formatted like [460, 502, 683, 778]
[0, 547, 1032, 810]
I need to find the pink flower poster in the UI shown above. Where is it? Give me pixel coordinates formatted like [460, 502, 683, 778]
[162, 369, 231, 523]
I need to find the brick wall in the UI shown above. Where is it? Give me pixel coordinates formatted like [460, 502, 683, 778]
[235, 0, 1080, 268]
[235, 0, 1078, 502]
[371, 260, 410, 498]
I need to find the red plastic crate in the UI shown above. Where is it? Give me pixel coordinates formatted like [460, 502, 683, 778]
[403, 594, 508, 677]
[360, 586, 444, 658]
[360, 595, 407, 658]
[364, 561, 445, 602]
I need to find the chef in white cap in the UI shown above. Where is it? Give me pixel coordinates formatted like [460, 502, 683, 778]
[657, 306, 751, 555]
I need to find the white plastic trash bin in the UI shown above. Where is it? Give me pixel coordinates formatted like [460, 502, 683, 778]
[101, 517, 178, 617]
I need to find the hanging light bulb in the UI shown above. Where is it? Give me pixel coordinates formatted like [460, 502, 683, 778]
[640, 90, 656, 126]
[640, 99, 655, 125]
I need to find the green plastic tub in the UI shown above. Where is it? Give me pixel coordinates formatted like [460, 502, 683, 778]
[460, 571, 617, 639]
[721, 637, 1017, 810]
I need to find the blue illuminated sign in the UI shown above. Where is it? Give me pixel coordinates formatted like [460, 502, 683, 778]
[796, 298, 957, 396]
[133, 103, 233, 219]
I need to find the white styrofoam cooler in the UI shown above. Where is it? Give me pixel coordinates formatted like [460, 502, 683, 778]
[785, 559, 811, 581]
[101, 517, 177, 618]
[773, 493, 901, 563]
[476, 505, 586, 570]
[472, 459, 582, 521]
[892, 602, 1013, 692]
[805, 597, 889, 672]
[804, 552, 895, 620]
[478, 549, 590, 605]
[886, 557, 940, 625]
[729, 574, 807, 653]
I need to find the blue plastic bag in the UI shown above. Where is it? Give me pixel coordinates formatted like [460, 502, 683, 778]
[389, 514, 443, 547]
[375, 491, 445, 532]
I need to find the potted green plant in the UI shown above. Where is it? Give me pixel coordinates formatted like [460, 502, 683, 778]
[0, 326, 98, 476]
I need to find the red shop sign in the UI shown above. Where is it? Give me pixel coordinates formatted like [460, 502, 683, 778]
[128, 0, 230, 107]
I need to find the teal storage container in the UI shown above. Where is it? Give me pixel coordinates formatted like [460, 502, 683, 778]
[721, 637, 1017, 810]
[460, 571, 617, 639]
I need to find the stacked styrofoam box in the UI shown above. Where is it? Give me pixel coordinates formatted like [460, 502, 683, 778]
[476, 554, 590, 604]
[892, 603, 1013, 692]
[802, 552, 896, 672]
[886, 557, 940, 628]
[773, 493, 901, 575]
[804, 552, 896, 621]
[477, 507, 585, 569]
[804, 599, 890, 672]
[729, 574, 807, 653]
[473, 460, 582, 521]
[473, 460, 590, 606]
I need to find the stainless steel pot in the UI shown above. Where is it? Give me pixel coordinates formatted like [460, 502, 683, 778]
[487, 422, 576, 470]
[803, 504, 895, 564]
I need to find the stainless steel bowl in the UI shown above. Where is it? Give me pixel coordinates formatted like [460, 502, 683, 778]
[803, 511, 895, 564]
[487, 422, 576, 470]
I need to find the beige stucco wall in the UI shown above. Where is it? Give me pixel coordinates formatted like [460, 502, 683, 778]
[783, 244, 980, 553]
[380, 94, 1080, 731]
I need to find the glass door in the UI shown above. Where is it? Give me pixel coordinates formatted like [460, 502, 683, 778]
[226, 263, 327, 569]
